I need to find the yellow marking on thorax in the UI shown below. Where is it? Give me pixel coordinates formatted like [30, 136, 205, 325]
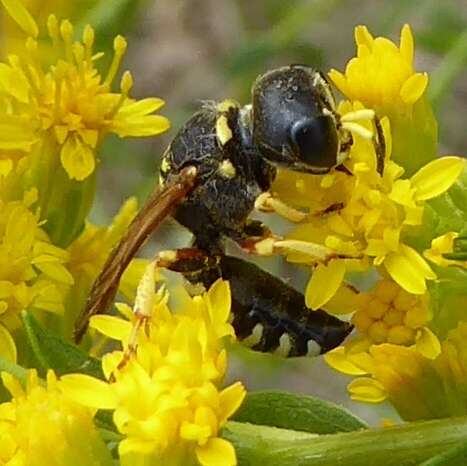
[216, 114, 233, 146]
[216, 99, 240, 146]
[216, 99, 239, 113]
[218, 159, 236, 178]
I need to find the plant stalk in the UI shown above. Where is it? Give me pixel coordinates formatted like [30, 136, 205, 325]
[224, 416, 467, 466]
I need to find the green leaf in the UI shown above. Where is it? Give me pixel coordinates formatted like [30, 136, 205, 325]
[21, 311, 104, 379]
[419, 440, 467, 466]
[232, 390, 367, 434]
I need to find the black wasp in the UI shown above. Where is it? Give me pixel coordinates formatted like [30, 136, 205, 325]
[75, 65, 383, 357]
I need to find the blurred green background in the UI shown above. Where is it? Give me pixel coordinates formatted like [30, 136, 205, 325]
[3, 0, 467, 425]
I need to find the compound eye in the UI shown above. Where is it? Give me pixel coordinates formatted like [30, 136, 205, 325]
[289, 116, 338, 168]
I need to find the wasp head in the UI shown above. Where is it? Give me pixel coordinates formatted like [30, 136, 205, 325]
[251, 65, 350, 174]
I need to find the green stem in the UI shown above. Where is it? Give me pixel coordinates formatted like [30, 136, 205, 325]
[419, 440, 467, 466]
[224, 416, 467, 466]
[0, 355, 29, 383]
[429, 27, 467, 109]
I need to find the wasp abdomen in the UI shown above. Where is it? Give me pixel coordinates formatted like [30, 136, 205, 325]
[213, 256, 353, 357]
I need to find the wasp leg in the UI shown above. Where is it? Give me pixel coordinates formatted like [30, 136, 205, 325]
[156, 247, 215, 271]
[111, 312, 150, 380]
[312, 202, 345, 217]
[255, 192, 306, 222]
[155, 248, 222, 287]
[236, 225, 282, 256]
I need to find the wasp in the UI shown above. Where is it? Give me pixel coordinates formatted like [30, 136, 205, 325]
[75, 65, 383, 357]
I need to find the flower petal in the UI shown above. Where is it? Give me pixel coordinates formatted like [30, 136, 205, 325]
[411, 156, 465, 201]
[324, 347, 368, 376]
[60, 374, 117, 409]
[90, 315, 132, 341]
[0, 324, 17, 363]
[218, 382, 246, 424]
[207, 279, 231, 325]
[117, 97, 165, 116]
[328, 69, 348, 95]
[399, 24, 414, 65]
[60, 136, 95, 181]
[34, 262, 74, 285]
[196, 438, 236, 466]
[323, 284, 359, 315]
[355, 25, 374, 49]
[384, 245, 435, 295]
[400, 244, 436, 280]
[1, 0, 38, 37]
[305, 260, 346, 309]
[400, 73, 427, 104]
[111, 115, 170, 137]
[415, 327, 441, 359]
[348, 377, 387, 403]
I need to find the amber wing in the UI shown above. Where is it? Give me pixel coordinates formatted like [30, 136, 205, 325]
[74, 166, 198, 342]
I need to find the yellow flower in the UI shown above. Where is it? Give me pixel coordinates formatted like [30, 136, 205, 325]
[328, 24, 437, 174]
[350, 278, 440, 357]
[1, 0, 90, 56]
[273, 103, 464, 308]
[325, 322, 467, 421]
[329, 24, 427, 110]
[424, 232, 467, 269]
[0, 369, 113, 466]
[61, 273, 244, 466]
[0, 1, 170, 181]
[0, 189, 73, 361]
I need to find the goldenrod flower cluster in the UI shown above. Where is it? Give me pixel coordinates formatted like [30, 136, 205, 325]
[0, 10, 169, 182]
[61, 271, 245, 466]
[0, 188, 73, 361]
[349, 279, 438, 353]
[0, 369, 113, 466]
[271, 24, 467, 421]
[325, 321, 467, 422]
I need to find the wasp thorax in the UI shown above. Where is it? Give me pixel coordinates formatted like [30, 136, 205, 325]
[252, 65, 340, 174]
